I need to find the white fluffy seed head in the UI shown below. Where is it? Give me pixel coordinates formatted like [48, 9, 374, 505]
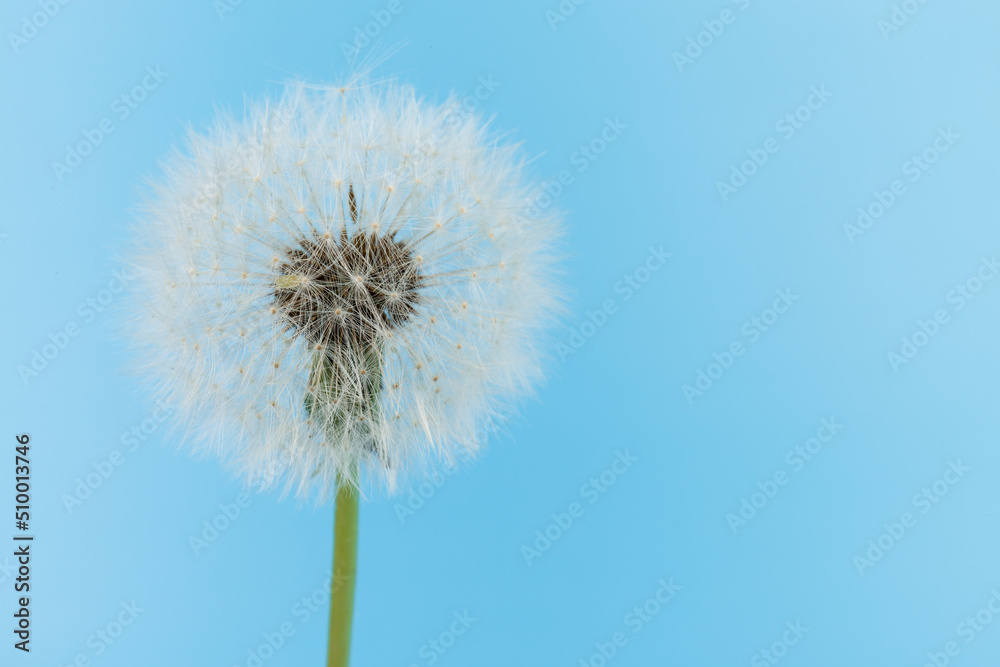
[123, 78, 562, 501]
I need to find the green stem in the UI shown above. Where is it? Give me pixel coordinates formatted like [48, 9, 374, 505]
[327, 477, 359, 667]
[308, 344, 380, 666]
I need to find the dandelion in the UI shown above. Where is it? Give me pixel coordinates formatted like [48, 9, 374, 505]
[123, 76, 560, 666]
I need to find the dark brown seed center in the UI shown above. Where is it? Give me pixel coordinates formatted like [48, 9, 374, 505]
[273, 230, 421, 351]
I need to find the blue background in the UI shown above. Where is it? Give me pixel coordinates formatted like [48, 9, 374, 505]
[3, 0, 1000, 665]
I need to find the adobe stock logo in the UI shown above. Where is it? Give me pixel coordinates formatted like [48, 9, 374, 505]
[843, 127, 959, 244]
[921, 588, 1000, 667]
[750, 621, 808, 667]
[213, 0, 246, 21]
[7, 0, 72, 53]
[682, 288, 800, 404]
[853, 459, 969, 576]
[52, 66, 169, 182]
[520, 117, 629, 230]
[545, 0, 588, 30]
[392, 446, 476, 524]
[18, 268, 134, 385]
[231, 569, 349, 667]
[577, 578, 681, 667]
[556, 246, 670, 362]
[407, 611, 476, 667]
[521, 450, 638, 566]
[56, 601, 144, 666]
[410, 75, 502, 162]
[726, 417, 844, 534]
[188, 492, 253, 556]
[339, 0, 416, 61]
[716, 86, 833, 202]
[62, 400, 175, 513]
[887, 255, 997, 372]
[877, 0, 932, 40]
[672, 0, 753, 73]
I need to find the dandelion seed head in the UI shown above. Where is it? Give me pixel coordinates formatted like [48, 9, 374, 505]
[123, 77, 561, 500]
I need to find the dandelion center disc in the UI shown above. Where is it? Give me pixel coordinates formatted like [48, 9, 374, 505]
[273, 225, 421, 353]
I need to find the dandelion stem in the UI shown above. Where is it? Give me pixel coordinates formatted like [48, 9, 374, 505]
[307, 345, 380, 667]
[327, 475, 358, 667]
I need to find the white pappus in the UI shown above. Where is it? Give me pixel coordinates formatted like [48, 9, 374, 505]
[123, 77, 562, 500]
